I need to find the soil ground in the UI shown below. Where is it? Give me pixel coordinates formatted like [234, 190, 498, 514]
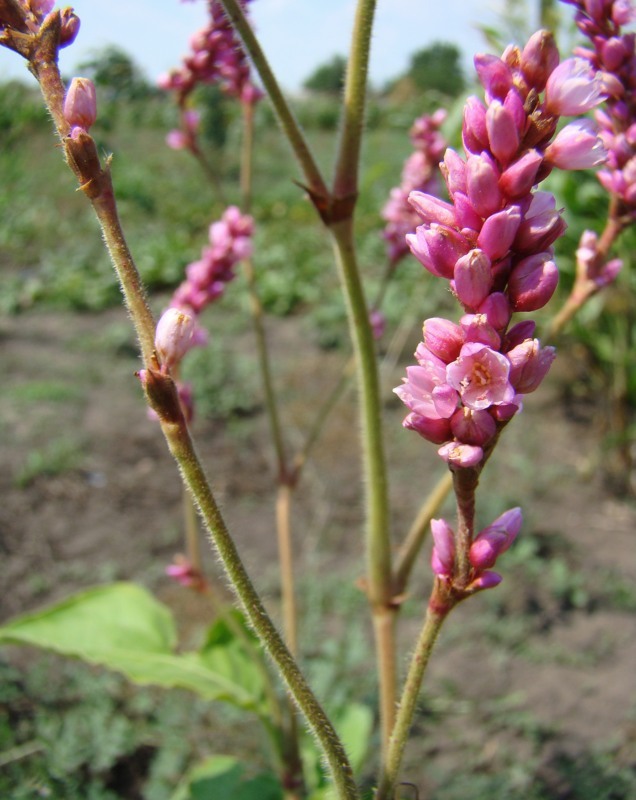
[2, 304, 636, 797]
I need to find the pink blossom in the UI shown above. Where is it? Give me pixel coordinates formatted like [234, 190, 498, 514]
[544, 119, 607, 169]
[446, 343, 514, 410]
[545, 58, 606, 116]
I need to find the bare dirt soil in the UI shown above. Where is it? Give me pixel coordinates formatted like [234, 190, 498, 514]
[2, 304, 636, 797]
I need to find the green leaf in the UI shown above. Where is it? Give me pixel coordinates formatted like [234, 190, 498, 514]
[0, 582, 266, 711]
[170, 755, 282, 800]
[334, 702, 373, 775]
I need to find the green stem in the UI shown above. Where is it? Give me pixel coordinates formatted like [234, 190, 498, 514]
[219, 0, 329, 201]
[240, 102, 288, 478]
[161, 417, 359, 800]
[90, 191, 157, 365]
[333, 0, 377, 199]
[375, 606, 448, 800]
[330, 219, 392, 606]
[330, 218, 395, 754]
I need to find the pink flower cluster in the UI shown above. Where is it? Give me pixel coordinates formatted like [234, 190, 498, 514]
[171, 205, 253, 313]
[563, 0, 636, 209]
[148, 206, 253, 423]
[158, 0, 261, 106]
[382, 110, 448, 264]
[395, 31, 608, 469]
[432, 507, 522, 589]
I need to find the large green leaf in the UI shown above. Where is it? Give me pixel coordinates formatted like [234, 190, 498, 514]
[170, 755, 283, 800]
[0, 582, 266, 710]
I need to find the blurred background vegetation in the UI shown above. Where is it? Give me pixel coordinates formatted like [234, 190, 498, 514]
[1, 0, 635, 795]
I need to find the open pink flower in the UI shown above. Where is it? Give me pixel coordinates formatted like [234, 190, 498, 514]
[446, 343, 515, 410]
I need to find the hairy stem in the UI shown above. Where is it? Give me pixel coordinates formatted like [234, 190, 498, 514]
[333, 0, 377, 199]
[219, 0, 329, 201]
[375, 605, 448, 800]
[162, 415, 359, 800]
[330, 218, 395, 751]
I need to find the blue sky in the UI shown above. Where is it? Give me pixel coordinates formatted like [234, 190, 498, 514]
[0, 0, 502, 90]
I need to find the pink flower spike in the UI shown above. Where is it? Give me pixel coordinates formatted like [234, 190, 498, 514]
[430, 518, 456, 576]
[544, 120, 607, 170]
[545, 58, 606, 116]
[438, 441, 484, 468]
[508, 252, 559, 312]
[155, 308, 196, 371]
[63, 78, 97, 132]
[446, 343, 514, 410]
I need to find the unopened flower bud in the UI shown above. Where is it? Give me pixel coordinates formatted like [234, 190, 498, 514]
[453, 249, 493, 309]
[486, 100, 519, 165]
[155, 307, 195, 370]
[507, 339, 556, 393]
[423, 318, 464, 362]
[438, 440, 484, 468]
[59, 9, 80, 48]
[63, 78, 97, 132]
[508, 253, 559, 311]
[430, 518, 455, 577]
[403, 413, 452, 445]
[520, 30, 560, 91]
[450, 407, 497, 446]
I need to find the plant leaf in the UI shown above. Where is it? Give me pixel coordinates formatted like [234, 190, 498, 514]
[0, 582, 266, 710]
[170, 755, 282, 800]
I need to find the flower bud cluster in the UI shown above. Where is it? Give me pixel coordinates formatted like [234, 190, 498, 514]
[150, 206, 253, 423]
[0, 1, 79, 46]
[171, 205, 253, 313]
[431, 507, 522, 590]
[562, 1, 636, 212]
[158, 0, 261, 106]
[395, 31, 607, 469]
[381, 110, 448, 265]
